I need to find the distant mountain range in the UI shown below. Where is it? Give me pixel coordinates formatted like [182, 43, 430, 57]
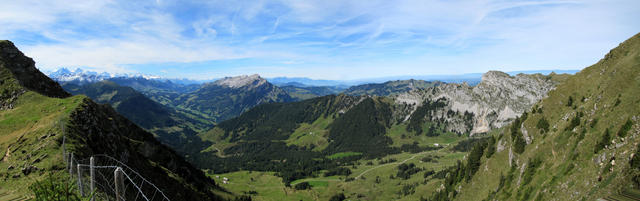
[48, 68, 580, 88]
[268, 70, 579, 87]
[47, 67, 205, 85]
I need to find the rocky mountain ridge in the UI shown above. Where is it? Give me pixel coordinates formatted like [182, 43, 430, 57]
[213, 74, 267, 89]
[393, 71, 568, 135]
[48, 67, 162, 83]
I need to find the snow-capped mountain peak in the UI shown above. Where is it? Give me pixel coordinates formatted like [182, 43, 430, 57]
[47, 68, 162, 83]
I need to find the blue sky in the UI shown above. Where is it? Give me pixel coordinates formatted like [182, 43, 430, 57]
[1, 0, 639, 80]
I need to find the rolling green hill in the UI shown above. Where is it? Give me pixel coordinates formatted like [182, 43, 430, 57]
[423, 32, 640, 201]
[0, 40, 240, 200]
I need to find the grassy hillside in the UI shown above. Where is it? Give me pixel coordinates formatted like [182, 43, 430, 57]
[0, 40, 241, 200]
[0, 91, 84, 199]
[424, 33, 640, 201]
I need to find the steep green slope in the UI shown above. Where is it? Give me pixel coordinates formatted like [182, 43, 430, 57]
[344, 79, 441, 96]
[62, 81, 212, 155]
[426, 33, 640, 201]
[0, 40, 238, 200]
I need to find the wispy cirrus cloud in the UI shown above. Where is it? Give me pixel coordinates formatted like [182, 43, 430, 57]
[1, 0, 638, 79]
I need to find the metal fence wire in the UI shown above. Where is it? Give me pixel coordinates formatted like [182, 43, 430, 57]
[63, 136, 170, 201]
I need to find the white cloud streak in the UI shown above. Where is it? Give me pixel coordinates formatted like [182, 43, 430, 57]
[0, 0, 638, 79]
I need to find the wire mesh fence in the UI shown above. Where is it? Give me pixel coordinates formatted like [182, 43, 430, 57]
[62, 136, 170, 201]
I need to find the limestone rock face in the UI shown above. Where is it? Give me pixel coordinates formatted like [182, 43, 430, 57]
[393, 71, 564, 135]
[213, 74, 267, 89]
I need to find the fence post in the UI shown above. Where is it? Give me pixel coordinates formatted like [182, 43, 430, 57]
[77, 164, 84, 196]
[90, 156, 95, 201]
[69, 153, 74, 176]
[62, 136, 66, 164]
[114, 167, 124, 201]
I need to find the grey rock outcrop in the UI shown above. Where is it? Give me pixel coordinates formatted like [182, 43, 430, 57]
[213, 74, 267, 89]
[394, 71, 564, 135]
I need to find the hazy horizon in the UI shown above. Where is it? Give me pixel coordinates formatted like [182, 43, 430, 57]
[46, 66, 580, 81]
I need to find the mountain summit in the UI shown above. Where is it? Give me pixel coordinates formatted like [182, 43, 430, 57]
[176, 74, 293, 122]
[213, 74, 267, 89]
[393, 70, 568, 135]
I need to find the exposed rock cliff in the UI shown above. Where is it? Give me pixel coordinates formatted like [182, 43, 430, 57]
[214, 74, 267, 89]
[394, 71, 568, 134]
